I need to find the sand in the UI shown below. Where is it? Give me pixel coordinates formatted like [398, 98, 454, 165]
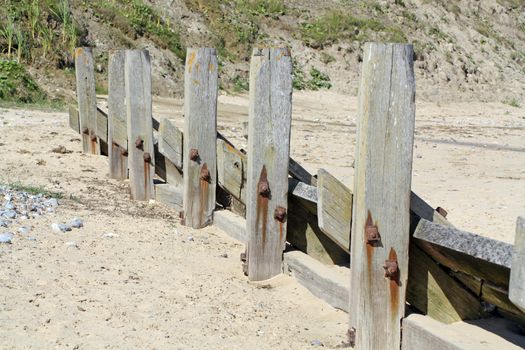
[0, 90, 524, 349]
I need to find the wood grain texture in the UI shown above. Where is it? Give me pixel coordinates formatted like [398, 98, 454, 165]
[68, 105, 80, 133]
[317, 169, 352, 253]
[413, 218, 512, 287]
[108, 50, 128, 180]
[125, 50, 155, 201]
[348, 43, 415, 350]
[182, 48, 218, 228]
[159, 118, 183, 170]
[246, 47, 292, 281]
[510, 217, 525, 313]
[74, 47, 99, 154]
[217, 138, 247, 203]
[407, 243, 485, 323]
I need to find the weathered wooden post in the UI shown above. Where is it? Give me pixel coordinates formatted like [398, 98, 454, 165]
[125, 50, 155, 201]
[510, 216, 525, 313]
[348, 43, 415, 349]
[108, 50, 128, 180]
[182, 48, 218, 229]
[74, 47, 99, 154]
[246, 47, 293, 281]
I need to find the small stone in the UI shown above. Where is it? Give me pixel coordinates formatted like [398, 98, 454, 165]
[4, 202, 15, 210]
[220, 253, 228, 258]
[0, 220, 9, 227]
[46, 207, 55, 213]
[69, 218, 83, 229]
[3, 210, 16, 219]
[65, 241, 78, 248]
[187, 236, 194, 242]
[45, 198, 59, 207]
[0, 232, 13, 243]
[103, 232, 119, 238]
[18, 226, 31, 234]
[310, 339, 323, 347]
[51, 223, 72, 233]
[27, 236, 37, 241]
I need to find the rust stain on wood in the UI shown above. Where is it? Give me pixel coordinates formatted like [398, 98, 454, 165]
[90, 134, 97, 154]
[143, 156, 151, 198]
[256, 166, 269, 246]
[187, 51, 196, 73]
[199, 163, 209, 226]
[388, 247, 400, 315]
[208, 63, 214, 72]
[365, 211, 374, 272]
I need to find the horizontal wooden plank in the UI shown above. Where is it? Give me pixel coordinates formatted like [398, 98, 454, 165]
[510, 216, 525, 313]
[96, 107, 108, 143]
[69, 105, 80, 133]
[217, 138, 246, 203]
[402, 314, 525, 350]
[413, 218, 512, 288]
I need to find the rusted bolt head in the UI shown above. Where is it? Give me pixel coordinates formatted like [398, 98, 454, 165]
[81, 127, 89, 135]
[143, 152, 151, 163]
[274, 206, 287, 223]
[190, 148, 199, 161]
[90, 133, 97, 141]
[258, 180, 270, 198]
[366, 225, 380, 243]
[121, 149, 128, 157]
[383, 259, 399, 280]
[436, 206, 448, 218]
[200, 167, 211, 182]
[135, 137, 144, 150]
[347, 327, 356, 348]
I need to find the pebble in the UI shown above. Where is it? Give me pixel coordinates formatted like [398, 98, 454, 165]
[310, 339, 323, 347]
[44, 198, 59, 207]
[0, 220, 9, 227]
[3, 210, 16, 219]
[4, 202, 15, 210]
[103, 232, 119, 238]
[51, 223, 72, 233]
[0, 232, 13, 243]
[187, 235, 194, 242]
[18, 226, 31, 234]
[27, 236, 37, 241]
[69, 218, 83, 228]
[65, 241, 78, 248]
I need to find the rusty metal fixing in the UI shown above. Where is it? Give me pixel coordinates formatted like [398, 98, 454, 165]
[81, 127, 89, 135]
[121, 149, 128, 157]
[200, 167, 211, 182]
[190, 148, 199, 161]
[366, 225, 380, 244]
[436, 206, 448, 218]
[383, 259, 399, 280]
[143, 152, 152, 163]
[90, 133, 97, 142]
[347, 327, 356, 347]
[258, 179, 270, 198]
[274, 206, 287, 223]
[135, 137, 144, 150]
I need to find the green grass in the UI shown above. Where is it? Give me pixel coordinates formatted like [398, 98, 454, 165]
[292, 62, 331, 91]
[300, 10, 407, 47]
[0, 59, 46, 103]
[7, 182, 63, 198]
[504, 98, 521, 108]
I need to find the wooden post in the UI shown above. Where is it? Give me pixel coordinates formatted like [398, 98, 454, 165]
[348, 43, 415, 349]
[125, 50, 154, 201]
[246, 47, 293, 281]
[182, 48, 218, 229]
[510, 216, 525, 313]
[108, 50, 128, 180]
[74, 47, 99, 154]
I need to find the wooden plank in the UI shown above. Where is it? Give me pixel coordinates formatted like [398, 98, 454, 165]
[407, 243, 485, 323]
[413, 218, 512, 287]
[74, 47, 99, 154]
[68, 105, 80, 133]
[159, 118, 183, 170]
[246, 47, 293, 281]
[410, 191, 450, 227]
[510, 216, 525, 313]
[348, 43, 415, 350]
[217, 138, 246, 203]
[402, 314, 525, 350]
[155, 183, 183, 211]
[289, 157, 317, 186]
[182, 48, 218, 228]
[125, 50, 155, 201]
[107, 50, 128, 180]
[317, 169, 352, 253]
[96, 107, 108, 143]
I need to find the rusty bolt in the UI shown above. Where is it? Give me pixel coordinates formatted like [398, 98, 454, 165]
[121, 149, 128, 157]
[143, 152, 151, 163]
[347, 328, 356, 348]
[200, 167, 211, 182]
[258, 180, 270, 198]
[135, 137, 144, 150]
[383, 259, 399, 280]
[436, 206, 448, 218]
[82, 127, 89, 135]
[90, 133, 97, 141]
[274, 206, 287, 223]
[190, 148, 199, 161]
[366, 225, 380, 243]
